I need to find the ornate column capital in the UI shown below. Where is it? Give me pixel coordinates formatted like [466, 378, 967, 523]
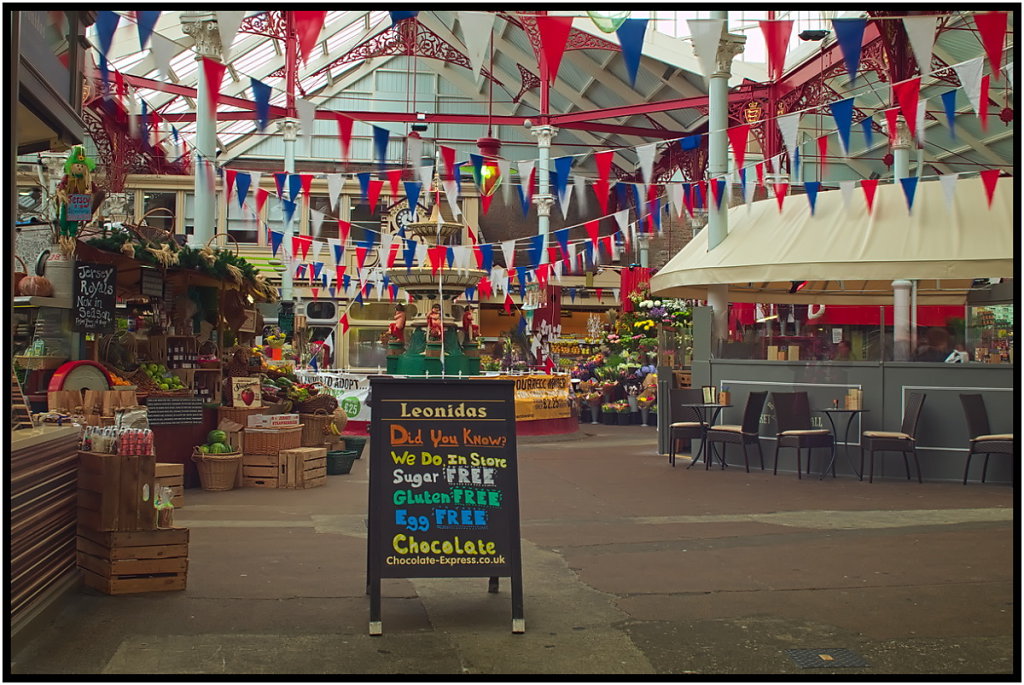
[533, 194, 555, 216]
[529, 125, 559, 147]
[890, 116, 913, 151]
[714, 32, 747, 77]
[278, 118, 299, 141]
[181, 12, 223, 60]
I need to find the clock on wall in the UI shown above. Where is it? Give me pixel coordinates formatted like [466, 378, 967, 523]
[383, 200, 428, 235]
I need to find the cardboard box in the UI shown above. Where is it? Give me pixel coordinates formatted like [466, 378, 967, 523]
[247, 413, 301, 429]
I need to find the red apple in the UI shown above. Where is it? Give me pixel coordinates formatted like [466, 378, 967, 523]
[240, 388, 255, 406]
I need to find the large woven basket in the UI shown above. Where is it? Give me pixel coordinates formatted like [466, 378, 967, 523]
[294, 390, 338, 414]
[243, 426, 303, 454]
[191, 450, 241, 491]
[299, 410, 334, 447]
[218, 405, 267, 426]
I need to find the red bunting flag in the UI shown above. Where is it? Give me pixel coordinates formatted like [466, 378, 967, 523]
[356, 246, 368, 269]
[727, 124, 751, 169]
[817, 135, 829, 176]
[201, 57, 227, 118]
[884, 108, 900, 144]
[696, 180, 707, 210]
[428, 246, 447, 276]
[335, 265, 346, 286]
[368, 180, 384, 209]
[256, 188, 269, 214]
[294, 11, 327, 64]
[547, 247, 560, 265]
[979, 75, 990, 131]
[535, 264, 549, 288]
[339, 313, 349, 334]
[585, 220, 600, 247]
[300, 174, 313, 202]
[980, 169, 1000, 207]
[338, 220, 350, 243]
[759, 20, 794, 82]
[973, 11, 1007, 79]
[386, 169, 403, 201]
[594, 150, 613, 213]
[472, 246, 483, 268]
[440, 146, 457, 179]
[480, 193, 494, 215]
[467, 226, 477, 244]
[892, 77, 921, 140]
[595, 287, 603, 302]
[387, 242, 400, 268]
[311, 288, 319, 301]
[292, 236, 312, 261]
[755, 162, 765, 189]
[334, 113, 353, 161]
[503, 293, 514, 314]
[772, 182, 788, 212]
[224, 169, 236, 204]
[861, 178, 879, 213]
[601, 236, 614, 260]
[535, 15, 574, 84]
[478, 277, 493, 299]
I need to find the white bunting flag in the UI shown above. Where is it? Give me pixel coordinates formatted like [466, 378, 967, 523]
[248, 170, 262, 200]
[635, 142, 657, 185]
[939, 172, 959, 209]
[415, 241, 428, 267]
[377, 233, 394, 267]
[501, 240, 516, 269]
[418, 164, 434, 203]
[743, 173, 757, 209]
[776, 112, 801, 170]
[327, 173, 343, 212]
[517, 161, 535, 201]
[613, 209, 630, 234]
[668, 182, 685, 218]
[490, 266, 504, 292]
[558, 184, 573, 220]
[769, 152, 785, 178]
[295, 98, 316, 155]
[149, 33, 179, 81]
[902, 15, 938, 74]
[455, 245, 473, 275]
[1004, 63, 1014, 90]
[953, 57, 985, 119]
[458, 11, 496, 84]
[497, 159, 513, 206]
[310, 209, 325, 239]
[327, 238, 341, 264]
[573, 173, 589, 215]
[310, 238, 324, 263]
[216, 11, 246, 61]
[553, 260, 563, 282]
[838, 180, 856, 211]
[687, 19, 726, 81]
[612, 288, 620, 302]
[916, 98, 927, 146]
[442, 179, 461, 217]
[407, 134, 423, 166]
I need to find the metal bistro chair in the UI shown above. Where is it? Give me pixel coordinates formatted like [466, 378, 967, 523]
[706, 391, 768, 473]
[771, 392, 833, 479]
[669, 388, 707, 467]
[860, 392, 926, 483]
[960, 394, 1015, 485]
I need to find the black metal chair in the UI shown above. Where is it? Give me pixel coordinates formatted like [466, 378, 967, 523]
[960, 394, 1014, 484]
[669, 388, 707, 467]
[706, 391, 767, 473]
[860, 392, 926, 483]
[771, 391, 833, 479]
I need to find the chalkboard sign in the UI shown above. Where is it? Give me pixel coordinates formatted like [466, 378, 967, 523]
[73, 262, 117, 333]
[367, 377, 523, 635]
[146, 396, 204, 426]
[139, 267, 164, 298]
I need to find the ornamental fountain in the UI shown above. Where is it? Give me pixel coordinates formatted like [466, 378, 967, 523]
[384, 183, 487, 376]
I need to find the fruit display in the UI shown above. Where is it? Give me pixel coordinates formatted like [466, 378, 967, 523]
[196, 429, 237, 455]
[140, 362, 187, 391]
[107, 371, 134, 387]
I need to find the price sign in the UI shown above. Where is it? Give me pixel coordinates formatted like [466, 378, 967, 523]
[146, 396, 204, 426]
[66, 194, 93, 221]
[73, 262, 117, 333]
[367, 378, 524, 635]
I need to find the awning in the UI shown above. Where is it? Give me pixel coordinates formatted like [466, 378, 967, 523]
[650, 176, 1013, 304]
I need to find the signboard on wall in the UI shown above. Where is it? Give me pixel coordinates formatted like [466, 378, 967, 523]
[230, 377, 262, 408]
[295, 370, 371, 421]
[72, 262, 117, 333]
[487, 374, 572, 421]
[366, 377, 524, 635]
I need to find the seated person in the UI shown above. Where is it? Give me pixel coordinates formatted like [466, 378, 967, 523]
[833, 339, 852, 361]
[916, 327, 952, 362]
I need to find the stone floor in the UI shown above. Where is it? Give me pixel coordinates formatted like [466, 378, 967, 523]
[9, 424, 1017, 676]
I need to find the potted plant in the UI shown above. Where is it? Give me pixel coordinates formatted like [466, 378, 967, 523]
[600, 403, 617, 425]
[637, 390, 657, 426]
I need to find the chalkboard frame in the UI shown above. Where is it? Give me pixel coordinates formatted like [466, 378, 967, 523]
[366, 377, 524, 635]
[72, 261, 117, 333]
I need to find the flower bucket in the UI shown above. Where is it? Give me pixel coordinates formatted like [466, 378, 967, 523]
[617, 412, 631, 425]
[343, 435, 367, 459]
[327, 450, 358, 475]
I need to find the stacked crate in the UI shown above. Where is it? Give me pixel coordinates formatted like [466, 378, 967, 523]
[279, 447, 328, 489]
[240, 423, 303, 488]
[77, 451, 188, 594]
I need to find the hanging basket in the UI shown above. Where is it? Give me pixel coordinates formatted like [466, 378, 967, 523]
[191, 449, 241, 491]
[206, 232, 240, 257]
[299, 409, 334, 447]
[197, 339, 221, 369]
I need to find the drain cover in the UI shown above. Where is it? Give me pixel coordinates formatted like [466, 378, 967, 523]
[786, 648, 869, 669]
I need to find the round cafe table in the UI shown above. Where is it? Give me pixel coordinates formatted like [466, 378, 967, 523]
[679, 403, 732, 470]
[816, 408, 870, 480]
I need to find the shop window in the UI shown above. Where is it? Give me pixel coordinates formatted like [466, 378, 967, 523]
[181, 194, 196, 237]
[17, 187, 45, 222]
[225, 196, 258, 243]
[142, 192, 176, 233]
[347, 326, 388, 369]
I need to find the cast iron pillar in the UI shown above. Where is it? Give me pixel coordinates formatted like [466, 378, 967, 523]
[279, 118, 299, 301]
[530, 124, 557, 264]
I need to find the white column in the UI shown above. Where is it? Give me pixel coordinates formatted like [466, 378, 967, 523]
[530, 124, 557, 264]
[636, 233, 650, 268]
[892, 279, 912, 361]
[280, 118, 298, 301]
[181, 12, 222, 248]
[891, 116, 912, 181]
[706, 284, 729, 347]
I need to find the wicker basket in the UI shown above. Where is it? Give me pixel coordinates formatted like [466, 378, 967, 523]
[218, 405, 267, 426]
[243, 426, 303, 454]
[294, 389, 338, 414]
[191, 450, 241, 491]
[14, 355, 68, 370]
[197, 340, 221, 369]
[300, 410, 334, 447]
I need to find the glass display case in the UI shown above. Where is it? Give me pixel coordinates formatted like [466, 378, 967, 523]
[966, 305, 1014, 364]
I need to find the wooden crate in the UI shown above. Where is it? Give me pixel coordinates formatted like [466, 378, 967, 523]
[154, 462, 184, 509]
[77, 525, 188, 595]
[279, 447, 328, 489]
[241, 453, 280, 488]
[78, 451, 156, 532]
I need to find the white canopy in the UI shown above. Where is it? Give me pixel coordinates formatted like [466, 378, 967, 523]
[650, 176, 1013, 304]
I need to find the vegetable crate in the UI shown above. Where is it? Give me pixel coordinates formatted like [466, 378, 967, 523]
[154, 462, 184, 509]
[279, 447, 327, 489]
[243, 426, 303, 455]
[78, 451, 156, 532]
[241, 453, 280, 488]
[77, 525, 189, 595]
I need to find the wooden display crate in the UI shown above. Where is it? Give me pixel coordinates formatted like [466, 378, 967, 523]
[78, 451, 156, 532]
[241, 453, 280, 488]
[279, 447, 327, 489]
[77, 525, 188, 595]
[154, 462, 185, 509]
